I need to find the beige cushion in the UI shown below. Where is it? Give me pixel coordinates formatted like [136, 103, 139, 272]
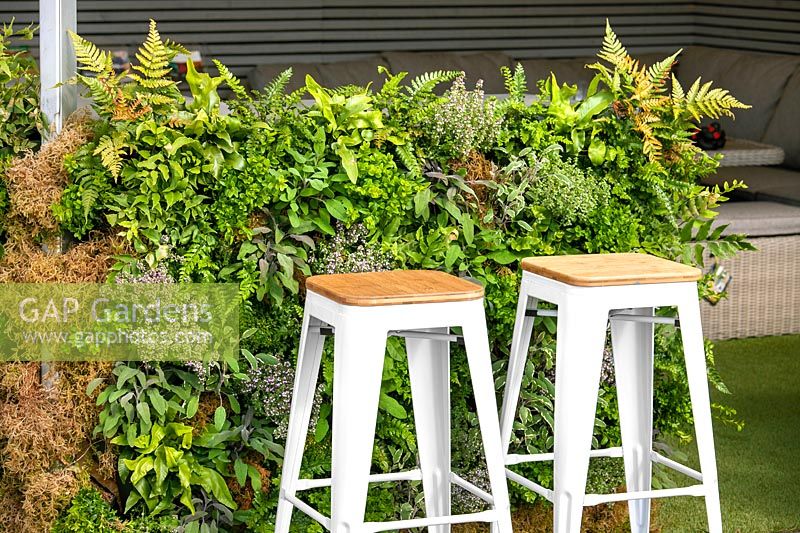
[249, 63, 321, 94]
[714, 201, 800, 237]
[705, 166, 800, 205]
[317, 56, 389, 89]
[763, 68, 800, 170]
[383, 51, 512, 94]
[678, 47, 800, 141]
[516, 57, 596, 93]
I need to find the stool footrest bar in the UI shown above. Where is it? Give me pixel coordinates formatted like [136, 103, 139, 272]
[310, 325, 465, 344]
[365, 511, 497, 533]
[651, 451, 703, 481]
[524, 309, 558, 318]
[524, 308, 680, 326]
[506, 446, 623, 466]
[286, 494, 331, 530]
[506, 468, 554, 502]
[284, 493, 497, 533]
[583, 484, 707, 506]
[452, 473, 494, 504]
[295, 469, 423, 491]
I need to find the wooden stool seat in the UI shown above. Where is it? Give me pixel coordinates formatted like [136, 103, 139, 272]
[521, 253, 701, 287]
[305, 270, 484, 306]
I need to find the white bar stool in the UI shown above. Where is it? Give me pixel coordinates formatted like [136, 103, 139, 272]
[275, 270, 513, 533]
[498, 253, 723, 533]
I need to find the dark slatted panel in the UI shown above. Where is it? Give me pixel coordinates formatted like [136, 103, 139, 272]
[694, 1, 800, 55]
[0, 0, 693, 77]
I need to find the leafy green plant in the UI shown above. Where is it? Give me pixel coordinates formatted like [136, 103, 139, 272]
[54, 488, 181, 533]
[0, 21, 45, 236]
[92, 362, 281, 518]
[0, 21, 44, 168]
[588, 21, 749, 161]
[304, 75, 389, 183]
[116, 421, 236, 515]
[422, 75, 503, 160]
[52, 488, 121, 533]
[43, 21, 758, 528]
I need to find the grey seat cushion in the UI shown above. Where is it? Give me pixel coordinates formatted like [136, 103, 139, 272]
[317, 56, 389, 89]
[714, 201, 800, 237]
[249, 62, 321, 94]
[705, 166, 800, 205]
[678, 47, 800, 141]
[383, 51, 512, 94]
[758, 185, 800, 206]
[634, 50, 681, 68]
[762, 68, 800, 170]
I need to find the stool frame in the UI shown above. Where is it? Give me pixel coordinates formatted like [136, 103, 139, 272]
[276, 290, 513, 533]
[498, 271, 723, 533]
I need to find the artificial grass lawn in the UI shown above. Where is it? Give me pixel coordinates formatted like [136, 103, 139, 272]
[655, 335, 800, 533]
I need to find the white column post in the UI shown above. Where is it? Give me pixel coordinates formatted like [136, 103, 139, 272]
[39, 0, 77, 386]
[39, 0, 77, 136]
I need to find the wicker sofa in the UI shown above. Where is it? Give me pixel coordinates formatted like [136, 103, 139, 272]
[675, 47, 800, 339]
[249, 47, 800, 340]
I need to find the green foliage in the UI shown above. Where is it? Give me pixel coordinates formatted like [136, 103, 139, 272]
[53, 488, 180, 533]
[58, 21, 250, 279]
[0, 21, 44, 168]
[93, 361, 282, 519]
[0, 21, 44, 235]
[422, 75, 503, 160]
[304, 74, 390, 183]
[52, 488, 120, 533]
[587, 20, 749, 161]
[45, 21, 757, 528]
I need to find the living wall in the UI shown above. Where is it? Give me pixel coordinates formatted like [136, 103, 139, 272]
[0, 19, 750, 532]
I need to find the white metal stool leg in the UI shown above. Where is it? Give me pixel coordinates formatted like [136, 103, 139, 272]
[276, 315, 326, 533]
[461, 301, 514, 533]
[677, 292, 723, 533]
[330, 325, 388, 533]
[407, 328, 451, 533]
[552, 298, 609, 533]
[611, 307, 655, 533]
[499, 288, 538, 452]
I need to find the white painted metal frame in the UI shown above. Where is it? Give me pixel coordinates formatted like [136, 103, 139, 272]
[276, 290, 513, 533]
[498, 271, 723, 533]
[39, 0, 77, 135]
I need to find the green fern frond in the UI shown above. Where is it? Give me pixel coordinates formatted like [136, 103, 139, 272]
[165, 39, 190, 57]
[501, 63, 528, 101]
[212, 59, 249, 100]
[129, 20, 175, 88]
[500, 65, 513, 94]
[408, 70, 462, 97]
[93, 133, 128, 178]
[640, 96, 670, 110]
[396, 144, 422, 178]
[684, 78, 750, 121]
[261, 68, 293, 103]
[376, 66, 407, 100]
[647, 50, 680, 90]
[79, 75, 117, 111]
[136, 93, 177, 107]
[597, 20, 629, 69]
[81, 185, 99, 220]
[330, 84, 366, 97]
[671, 74, 685, 101]
[70, 30, 113, 76]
